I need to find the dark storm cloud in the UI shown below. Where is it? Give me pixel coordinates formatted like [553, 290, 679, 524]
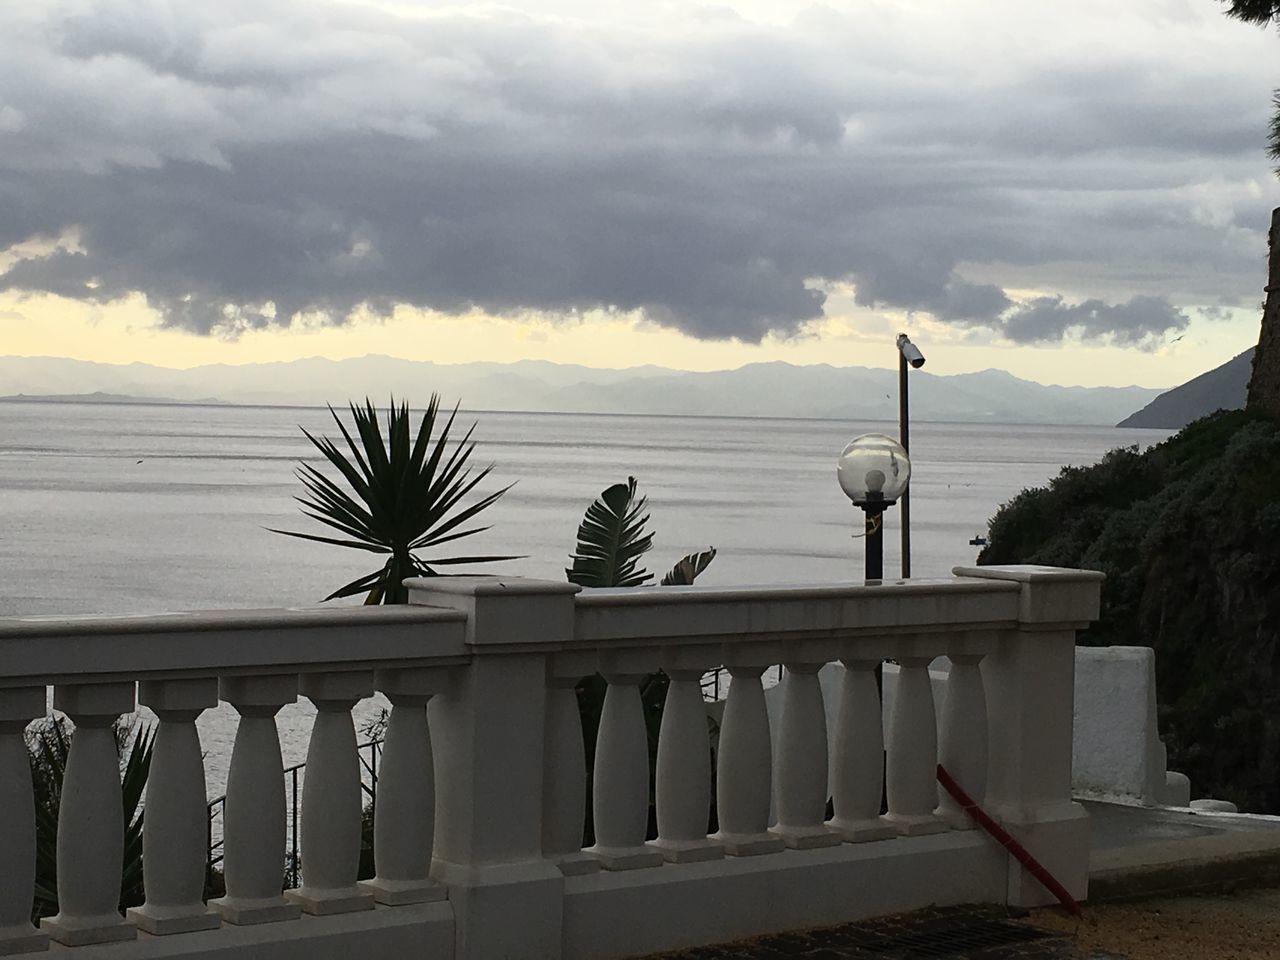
[0, 0, 1277, 343]
[1000, 295, 1190, 347]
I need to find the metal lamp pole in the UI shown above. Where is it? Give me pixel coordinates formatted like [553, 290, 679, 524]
[895, 334, 925, 579]
[856, 493, 886, 581]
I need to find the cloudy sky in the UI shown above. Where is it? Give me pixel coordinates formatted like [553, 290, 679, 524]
[1, 0, 1278, 387]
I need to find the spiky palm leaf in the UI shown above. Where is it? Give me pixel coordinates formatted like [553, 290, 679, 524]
[566, 477, 655, 587]
[271, 396, 515, 604]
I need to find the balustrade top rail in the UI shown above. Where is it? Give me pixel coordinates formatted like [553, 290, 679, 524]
[0, 604, 469, 687]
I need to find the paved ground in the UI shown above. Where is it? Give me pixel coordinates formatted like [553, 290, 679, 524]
[644, 905, 1120, 959]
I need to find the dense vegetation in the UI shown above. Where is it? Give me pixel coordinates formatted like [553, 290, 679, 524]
[979, 410, 1280, 811]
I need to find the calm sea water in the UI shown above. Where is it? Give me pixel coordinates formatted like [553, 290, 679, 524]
[0, 399, 1172, 797]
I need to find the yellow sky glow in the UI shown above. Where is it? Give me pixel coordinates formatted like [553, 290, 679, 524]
[0, 286, 1261, 390]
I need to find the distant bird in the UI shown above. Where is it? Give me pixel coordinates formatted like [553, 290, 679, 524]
[136, 459, 143, 464]
[1169, 334, 1185, 343]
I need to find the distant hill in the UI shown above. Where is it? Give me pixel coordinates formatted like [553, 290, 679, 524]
[0, 354, 1164, 426]
[1117, 349, 1252, 429]
[0, 391, 222, 405]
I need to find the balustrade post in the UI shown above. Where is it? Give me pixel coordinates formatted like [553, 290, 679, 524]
[884, 653, 947, 836]
[127, 678, 221, 934]
[287, 671, 376, 915]
[360, 667, 452, 904]
[0, 687, 48, 955]
[954, 565, 1103, 907]
[712, 644, 784, 856]
[210, 674, 301, 926]
[829, 655, 895, 842]
[41, 682, 138, 946]
[650, 646, 723, 863]
[408, 577, 577, 960]
[587, 657, 663, 870]
[542, 654, 599, 875]
[773, 651, 841, 849]
[936, 643, 992, 829]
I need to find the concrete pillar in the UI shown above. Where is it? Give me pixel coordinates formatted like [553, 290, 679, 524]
[937, 649, 990, 829]
[542, 654, 599, 876]
[884, 657, 947, 836]
[713, 643, 784, 857]
[650, 652, 722, 863]
[128, 678, 221, 934]
[588, 671, 663, 870]
[361, 666, 452, 904]
[210, 674, 301, 926]
[954, 564, 1103, 907]
[41, 682, 138, 946]
[408, 577, 579, 960]
[0, 687, 48, 955]
[288, 671, 375, 915]
[829, 656, 895, 842]
[772, 662, 840, 849]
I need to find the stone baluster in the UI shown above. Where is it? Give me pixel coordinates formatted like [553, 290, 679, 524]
[712, 645, 784, 856]
[542, 654, 599, 875]
[772, 655, 841, 849]
[937, 647, 990, 829]
[287, 672, 375, 915]
[41, 683, 138, 946]
[884, 653, 948, 836]
[649, 646, 722, 863]
[210, 675, 301, 925]
[127, 679, 221, 934]
[829, 656, 896, 842]
[0, 687, 48, 955]
[586, 662, 662, 870]
[361, 666, 452, 903]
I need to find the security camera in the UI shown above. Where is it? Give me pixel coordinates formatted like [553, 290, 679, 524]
[896, 333, 925, 369]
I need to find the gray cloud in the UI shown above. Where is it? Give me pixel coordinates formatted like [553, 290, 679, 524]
[999, 295, 1190, 348]
[0, 0, 1277, 344]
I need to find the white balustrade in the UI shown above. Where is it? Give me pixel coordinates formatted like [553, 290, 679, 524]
[127, 678, 221, 934]
[0, 687, 48, 955]
[0, 567, 1103, 958]
[542, 655, 600, 875]
[362, 667, 451, 903]
[772, 659, 841, 848]
[650, 651, 722, 863]
[587, 671, 662, 869]
[937, 650, 990, 829]
[288, 672, 375, 915]
[210, 675, 302, 926]
[712, 650, 784, 856]
[40, 683, 138, 946]
[829, 656, 896, 842]
[883, 655, 948, 836]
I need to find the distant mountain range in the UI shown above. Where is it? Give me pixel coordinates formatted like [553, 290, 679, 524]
[0, 354, 1165, 425]
[1117, 349, 1252, 429]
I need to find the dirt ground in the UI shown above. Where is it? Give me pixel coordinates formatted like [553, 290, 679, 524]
[1031, 887, 1280, 960]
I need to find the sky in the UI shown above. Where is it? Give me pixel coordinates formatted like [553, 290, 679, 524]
[1, 0, 1278, 388]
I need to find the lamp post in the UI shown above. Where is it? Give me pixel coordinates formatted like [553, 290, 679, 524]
[837, 434, 911, 581]
[895, 333, 925, 578]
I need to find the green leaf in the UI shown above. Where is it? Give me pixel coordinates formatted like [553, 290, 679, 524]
[272, 396, 516, 603]
[566, 477, 655, 587]
[660, 547, 717, 585]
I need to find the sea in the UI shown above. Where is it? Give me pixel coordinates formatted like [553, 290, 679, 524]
[0, 399, 1173, 800]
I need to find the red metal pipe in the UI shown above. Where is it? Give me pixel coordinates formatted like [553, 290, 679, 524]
[936, 764, 1083, 918]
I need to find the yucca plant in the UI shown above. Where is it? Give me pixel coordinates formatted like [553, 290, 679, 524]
[272, 396, 516, 604]
[29, 718, 154, 920]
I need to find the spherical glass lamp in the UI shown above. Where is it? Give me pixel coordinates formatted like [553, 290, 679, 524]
[837, 434, 911, 505]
